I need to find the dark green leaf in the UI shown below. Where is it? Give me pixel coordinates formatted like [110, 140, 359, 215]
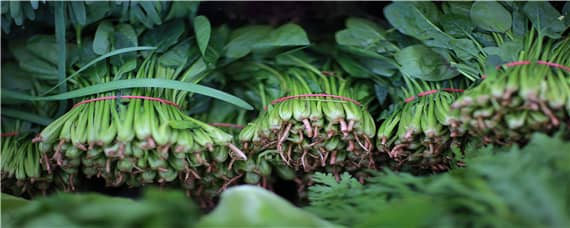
[193, 15, 211, 56]
[523, 2, 567, 38]
[439, 14, 475, 37]
[470, 1, 512, 32]
[4, 78, 254, 110]
[93, 21, 114, 55]
[253, 23, 310, 50]
[141, 20, 185, 52]
[395, 45, 457, 81]
[224, 25, 272, 59]
[449, 39, 479, 61]
[384, 2, 448, 42]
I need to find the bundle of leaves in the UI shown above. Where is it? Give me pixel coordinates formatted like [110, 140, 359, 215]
[239, 67, 376, 182]
[376, 79, 468, 172]
[1, 120, 77, 196]
[307, 132, 570, 227]
[21, 19, 254, 205]
[233, 57, 377, 193]
[2, 188, 201, 228]
[451, 32, 570, 144]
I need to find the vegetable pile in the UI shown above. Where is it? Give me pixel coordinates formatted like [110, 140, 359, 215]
[1, 1, 570, 226]
[451, 32, 570, 144]
[237, 65, 377, 186]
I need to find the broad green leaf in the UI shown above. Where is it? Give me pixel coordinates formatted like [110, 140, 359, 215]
[10, 39, 58, 77]
[141, 20, 185, 52]
[4, 78, 254, 110]
[395, 45, 457, 81]
[93, 21, 114, 55]
[470, 1, 512, 32]
[442, 2, 472, 17]
[198, 186, 339, 228]
[68, 1, 86, 26]
[449, 39, 478, 61]
[360, 58, 398, 78]
[193, 15, 211, 56]
[159, 41, 191, 67]
[523, 2, 567, 38]
[498, 39, 523, 62]
[165, 1, 199, 20]
[111, 23, 138, 66]
[336, 18, 386, 48]
[384, 2, 448, 42]
[439, 14, 475, 37]
[336, 54, 371, 78]
[26, 36, 58, 65]
[253, 23, 310, 49]
[139, 2, 162, 25]
[224, 25, 272, 59]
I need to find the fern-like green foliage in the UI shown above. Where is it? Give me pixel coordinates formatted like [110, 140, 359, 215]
[306, 133, 570, 227]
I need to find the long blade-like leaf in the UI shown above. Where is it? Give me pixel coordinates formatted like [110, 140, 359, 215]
[41, 46, 157, 96]
[4, 79, 254, 110]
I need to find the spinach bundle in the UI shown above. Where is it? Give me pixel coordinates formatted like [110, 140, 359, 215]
[451, 32, 570, 144]
[376, 80, 467, 172]
[30, 21, 249, 202]
[236, 62, 377, 189]
[1, 120, 75, 196]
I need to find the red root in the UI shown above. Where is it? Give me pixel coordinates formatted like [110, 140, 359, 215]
[301, 150, 308, 171]
[539, 101, 560, 126]
[313, 126, 319, 139]
[42, 155, 52, 174]
[147, 137, 156, 149]
[228, 158, 236, 170]
[330, 151, 337, 165]
[217, 173, 244, 194]
[32, 135, 43, 143]
[279, 123, 293, 144]
[76, 143, 88, 151]
[353, 133, 368, 152]
[347, 140, 355, 152]
[318, 148, 326, 167]
[339, 119, 348, 136]
[228, 143, 247, 160]
[390, 144, 407, 159]
[302, 119, 313, 138]
[118, 143, 126, 159]
[158, 167, 168, 173]
[287, 145, 293, 164]
[347, 120, 355, 132]
[106, 159, 111, 173]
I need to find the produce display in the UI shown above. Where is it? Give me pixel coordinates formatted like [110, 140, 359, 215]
[1, 1, 569, 227]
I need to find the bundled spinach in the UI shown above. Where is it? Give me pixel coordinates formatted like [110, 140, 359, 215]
[1, 119, 76, 196]
[20, 19, 254, 204]
[227, 53, 377, 196]
[450, 2, 570, 144]
[335, 14, 473, 171]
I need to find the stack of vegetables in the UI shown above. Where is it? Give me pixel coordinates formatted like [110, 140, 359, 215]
[450, 1, 570, 144]
[333, 9, 478, 171]
[214, 52, 376, 195]
[27, 22, 256, 206]
[1, 120, 72, 196]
